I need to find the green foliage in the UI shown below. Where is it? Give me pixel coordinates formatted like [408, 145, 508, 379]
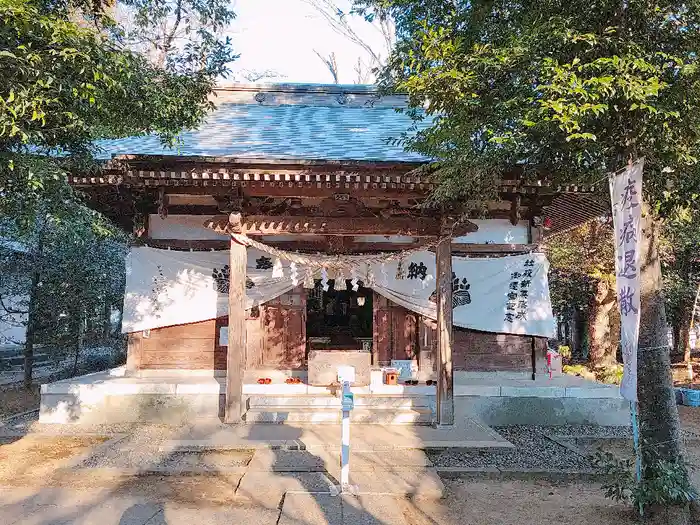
[545, 221, 614, 319]
[594, 445, 696, 516]
[557, 345, 571, 359]
[359, 0, 700, 205]
[563, 362, 623, 384]
[0, 0, 235, 219]
[118, 0, 237, 74]
[0, 197, 128, 348]
[658, 179, 700, 334]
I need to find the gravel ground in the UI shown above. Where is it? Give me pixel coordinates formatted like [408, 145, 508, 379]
[427, 426, 632, 471]
[540, 425, 632, 438]
[3, 415, 694, 475]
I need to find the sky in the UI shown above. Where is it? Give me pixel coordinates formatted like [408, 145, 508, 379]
[225, 0, 391, 85]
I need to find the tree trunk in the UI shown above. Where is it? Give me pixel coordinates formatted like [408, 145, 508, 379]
[688, 283, 700, 363]
[588, 280, 617, 366]
[637, 205, 683, 462]
[637, 205, 690, 523]
[572, 308, 586, 359]
[102, 299, 111, 340]
[23, 267, 40, 390]
[677, 306, 691, 363]
[72, 307, 84, 376]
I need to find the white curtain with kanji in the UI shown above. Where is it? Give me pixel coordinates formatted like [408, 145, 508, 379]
[122, 246, 556, 338]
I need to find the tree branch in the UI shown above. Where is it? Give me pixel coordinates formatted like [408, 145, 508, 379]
[0, 294, 27, 316]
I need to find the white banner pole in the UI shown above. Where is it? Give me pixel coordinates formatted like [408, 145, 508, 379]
[609, 158, 644, 483]
[609, 158, 644, 402]
[341, 401, 350, 490]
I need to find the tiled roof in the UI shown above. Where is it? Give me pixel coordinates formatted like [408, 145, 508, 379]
[95, 83, 432, 162]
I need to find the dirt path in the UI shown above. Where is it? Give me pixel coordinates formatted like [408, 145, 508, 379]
[0, 433, 638, 524]
[406, 478, 637, 525]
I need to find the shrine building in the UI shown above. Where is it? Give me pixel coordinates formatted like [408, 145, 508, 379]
[38, 83, 627, 427]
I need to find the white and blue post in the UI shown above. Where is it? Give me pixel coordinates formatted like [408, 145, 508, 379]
[337, 366, 355, 493]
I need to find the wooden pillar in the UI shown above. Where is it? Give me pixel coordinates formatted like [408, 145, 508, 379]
[435, 230, 454, 426]
[225, 213, 246, 424]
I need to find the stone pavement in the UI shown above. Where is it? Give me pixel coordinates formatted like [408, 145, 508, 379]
[0, 486, 440, 524]
[166, 418, 513, 451]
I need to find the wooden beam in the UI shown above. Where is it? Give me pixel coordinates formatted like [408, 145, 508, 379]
[225, 215, 246, 424]
[133, 238, 534, 255]
[435, 228, 454, 426]
[133, 238, 229, 251]
[449, 243, 537, 254]
[205, 215, 478, 237]
[252, 239, 423, 254]
[108, 154, 424, 173]
[159, 184, 432, 200]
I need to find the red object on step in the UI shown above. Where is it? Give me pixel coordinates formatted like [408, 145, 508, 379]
[383, 369, 398, 385]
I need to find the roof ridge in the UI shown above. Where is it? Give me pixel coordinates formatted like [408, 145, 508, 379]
[214, 82, 385, 94]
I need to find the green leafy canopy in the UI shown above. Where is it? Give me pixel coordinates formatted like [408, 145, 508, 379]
[0, 0, 235, 221]
[357, 0, 700, 204]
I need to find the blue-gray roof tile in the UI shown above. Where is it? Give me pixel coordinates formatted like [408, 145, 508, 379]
[95, 84, 431, 162]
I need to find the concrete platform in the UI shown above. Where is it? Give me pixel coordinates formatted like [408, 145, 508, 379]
[39, 367, 629, 426]
[162, 417, 513, 450]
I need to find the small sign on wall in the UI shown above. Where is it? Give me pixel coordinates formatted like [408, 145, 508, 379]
[219, 326, 228, 347]
[391, 360, 418, 381]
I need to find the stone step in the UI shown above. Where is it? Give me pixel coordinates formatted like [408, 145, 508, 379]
[247, 394, 434, 409]
[244, 407, 433, 425]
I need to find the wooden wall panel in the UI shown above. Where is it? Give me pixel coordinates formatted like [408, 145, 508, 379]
[126, 318, 230, 371]
[128, 318, 219, 370]
[245, 316, 264, 369]
[372, 292, 419, 366]
[418, 317, 437, 373]
[452, 328, 533, 372]
[373, 306, 392, 365]
[393, 309, 418, 361]
[261, 287, 306, 368]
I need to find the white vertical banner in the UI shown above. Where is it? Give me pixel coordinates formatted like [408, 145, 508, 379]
[610, 158, 644, 402]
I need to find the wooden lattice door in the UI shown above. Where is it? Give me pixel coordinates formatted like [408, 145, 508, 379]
[372, 292, 419, 366]
[261, 287, 306, 368]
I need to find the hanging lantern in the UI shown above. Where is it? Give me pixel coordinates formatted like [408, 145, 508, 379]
[272, 257, 284, 278]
